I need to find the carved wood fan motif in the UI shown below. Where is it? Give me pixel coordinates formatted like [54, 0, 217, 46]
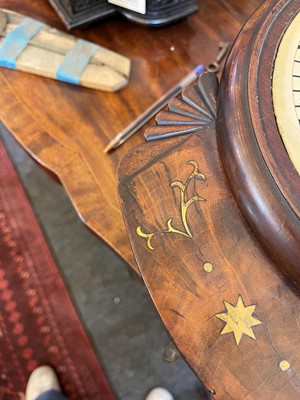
[144, 71, 218, 142]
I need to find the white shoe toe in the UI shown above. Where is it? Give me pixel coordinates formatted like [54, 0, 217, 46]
[145, 387, 174, 400]
[26, 365, 61, 400]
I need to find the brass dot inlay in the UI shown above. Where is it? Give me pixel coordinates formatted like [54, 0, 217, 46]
[203, 262, 213, 273]
[279, 360, 290, 372]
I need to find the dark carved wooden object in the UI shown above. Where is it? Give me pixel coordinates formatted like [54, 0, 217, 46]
[48, 0, 116, 30]
[48, 0, 198, 29]
[117, 1, 300, 398]
[145, 72, 218, 141]
[120, 0, 198, 27]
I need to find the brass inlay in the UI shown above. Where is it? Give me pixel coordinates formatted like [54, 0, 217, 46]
[203, 262, 213, 273]
[215, 296, 262, 346]
[279, 360, 290, 372]
[137, 161, 206, 250]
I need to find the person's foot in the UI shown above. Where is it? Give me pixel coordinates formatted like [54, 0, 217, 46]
[26, 365, 61, 400]
[145, 387, 174, 400]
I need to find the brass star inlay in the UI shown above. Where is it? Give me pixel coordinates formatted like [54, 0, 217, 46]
[215, 296, 262, 345]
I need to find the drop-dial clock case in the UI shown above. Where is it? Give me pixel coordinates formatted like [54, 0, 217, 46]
[117, 1, 300, 398]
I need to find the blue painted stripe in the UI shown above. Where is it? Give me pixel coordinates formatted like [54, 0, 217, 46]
[56, 39, 99, 85]
[0, 18, 44, 70]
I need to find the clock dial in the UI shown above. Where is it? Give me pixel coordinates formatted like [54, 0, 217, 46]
[273, 11, 300, 175]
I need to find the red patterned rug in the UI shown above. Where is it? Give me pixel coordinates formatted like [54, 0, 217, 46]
[0, 139, 115, 400]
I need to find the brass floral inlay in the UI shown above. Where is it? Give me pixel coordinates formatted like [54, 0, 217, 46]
[136, 161, 206, 250]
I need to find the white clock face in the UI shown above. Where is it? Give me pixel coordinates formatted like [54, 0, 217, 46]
[273, 11, 300, 175]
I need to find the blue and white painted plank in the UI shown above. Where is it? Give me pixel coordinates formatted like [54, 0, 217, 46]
[0, 9, 131, 91]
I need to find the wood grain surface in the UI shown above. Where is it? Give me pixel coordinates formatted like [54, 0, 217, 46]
[0, 0, 263, 272]
[117, 89, 300, 399]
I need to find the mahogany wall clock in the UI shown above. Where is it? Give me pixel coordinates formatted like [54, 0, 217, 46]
[118, 0, 300, 399]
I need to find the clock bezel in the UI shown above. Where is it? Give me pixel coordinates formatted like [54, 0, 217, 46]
[217, 0, 300, 287]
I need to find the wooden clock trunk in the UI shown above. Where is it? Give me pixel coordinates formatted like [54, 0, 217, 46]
[116, 0, 300, 398]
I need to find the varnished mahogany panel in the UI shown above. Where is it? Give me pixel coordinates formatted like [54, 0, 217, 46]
[118, 118, 300, 399]
[0, 0, 263, 272]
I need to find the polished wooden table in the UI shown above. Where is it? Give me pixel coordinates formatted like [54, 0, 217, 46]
[0, 0, 263, 275]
